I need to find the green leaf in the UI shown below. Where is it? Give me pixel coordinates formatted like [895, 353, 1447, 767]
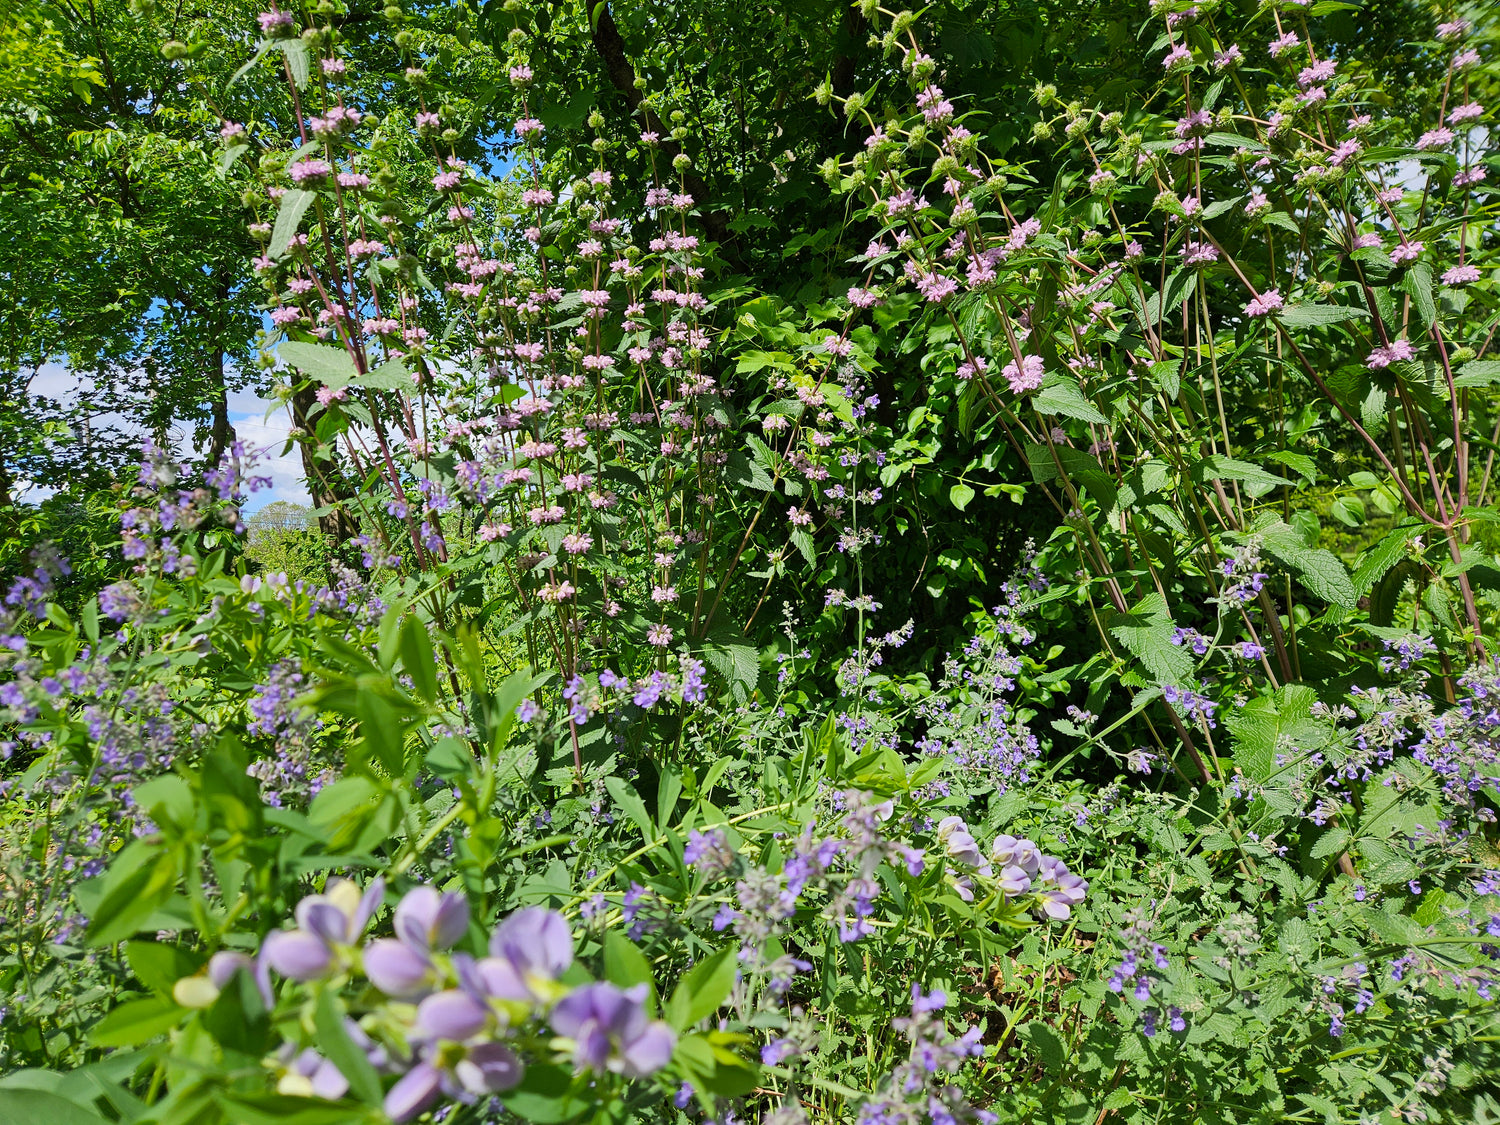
[724, 449, 775, 492]
[1191, 454, 1287, 495]
[1262, 210, 1300, 234]
[1400, 262, 1437, 330]
[355, 356, 410, 391]
[125, 941, 202, 996]
[274, 38, 310, 88]
[1025, 443, 1117, 511]
[218, 144, 249, 175]
[603, 776, 654, 844]
[1033, 374, 1107, 424]
[1148, 360, 1180, 399]
[0, 1064, 145, 1123]
[948, 482, 976, 511]
[85, 841, 179, 946]
[1260, 522, 1358, 609]
[602, 931, 656, 1013]
[1106, 591, 1192, 685]
[269, 189, 315, 259]
[1204, 132, 1266, 152]
[278, 341, 356, 387]
[1454, 360, 1500, 388]
[1018, 1021, 1067, 1073]
[1352, 524, 1420, 596]
[703, 634, 760, 702]
[1224, 684, 1327, 782]
[665, 946, 737, 1030]
[1278, 303, 1369, 328]
[314, 990, 383, 1105]
[398, 615, 438, 703]
[1361, 384, 1387, 431]
[1264, 450, 1317, 484]
[226, 42, 271, 90]
[0, 1089, 112, 1125]
[88, 995, 185, 1047]
[132, 775, 194, 831]
[425, 737, 472, 779]
[498, 1064, 587, 1124]
[1310, 827, 1351, 860]
[483, 667, 550, 769]
[214, 1094, 364, 1125]
[789, 526, 815, 566]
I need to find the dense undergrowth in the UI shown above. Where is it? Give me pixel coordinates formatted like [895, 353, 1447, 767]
[3, 0, 1500, 1123]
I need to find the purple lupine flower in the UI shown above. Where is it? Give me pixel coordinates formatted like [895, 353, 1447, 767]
[475, 907, 573, 1000]
[550, 982, 677, 1076]
[385, 1062, 442, 1123]
[262, 878, 384, 980]
[394, 886, 470, 953]
[364, 939, 436, 999]
[414, 989, 490, 1041]
[1033, 855, 1088, 920]
[935, 817, 985, 867]
[281, 1047, 348, 1100]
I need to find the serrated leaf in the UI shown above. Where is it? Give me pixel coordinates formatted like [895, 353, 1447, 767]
[1278, 916, 1316, 961]
[275, 38, 310, 88]
[1033, 374, 1107, 424]
[1191, 454, 1287, 495]
[1260, 522, 1357, 609]
[1310, 827, 1350, 860]
[1017, 1021, 1067, 1073]
[279, 341, 357, 387]
[1264, 450, 1316, 484]
[1279, 303, 1369, 328]
[1148, 361, 1181, 398]
[789, 527, 815, 565]
[1224, 684, 1327, 782]
[1025, 443, 1117, 511]
[1352, 525, 1419, 596]
[1106, 591, 1192, 685]
[1400, 262, 1436, 330]
[703, 634, 759, 701]
[1360, 384, 1387, 431]
[269, 188, 315, 259]
[1205, 132, 1267, 152]
[355, 357, 410, 391]
[1454, 360, 1500, 388]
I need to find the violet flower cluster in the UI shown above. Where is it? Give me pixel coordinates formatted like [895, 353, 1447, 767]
[244, 879, 678, 1121]
[847, 987, 994, 1125]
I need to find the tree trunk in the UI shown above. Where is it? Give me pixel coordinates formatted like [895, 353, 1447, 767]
[205, 346, 236, 466]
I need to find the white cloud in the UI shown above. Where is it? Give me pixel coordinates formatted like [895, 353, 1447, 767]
[233, 401, 311, 512]
[12, 363, 309, 513]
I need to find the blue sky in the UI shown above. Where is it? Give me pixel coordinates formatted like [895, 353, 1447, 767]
[19, 363, 308, 514]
